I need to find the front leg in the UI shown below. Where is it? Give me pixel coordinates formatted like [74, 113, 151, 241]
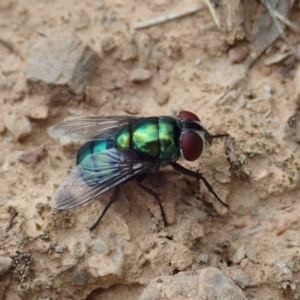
[170, 162, 228, 208]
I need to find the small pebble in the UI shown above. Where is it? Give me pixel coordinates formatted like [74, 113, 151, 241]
[250, 208, 259, 216]
[129, 68, 152, 82]
[102, 36, 116, 53]
[0, 256, 13, 276]
[39, 233, 50, 241]
[245, 247, 256, 262]
[232, 246, 246, 264]
[74, 9, 90, 30]
[72, 269, 87, 285]
[245, 225, 263, 236]
[18, 148, 47, 165]
[25, 103, 49, 120]
[240, 258, 249, 268]
[39, 243, 51, 253]
[264, 85, 274, 94]
[4, 111, 32, 141]
[228, 45, 249, 63]
[154, 90, 169, 106]
[159, 69, 169, 84]
[87, 248, 124, 277]
[234, 216, 258, 229]
[275, 260, 292, 280]
[93, 239, 109, 255]
[197, 253, 210, 264]
[159, 265, 177, 276]
[191, 208, 207, 222]
[231, 229, 241, 242]
[55, 246, 64, 253]
[194, 58, 201, 67]
[264, 85, 274, 99]
[228, 268, 252, 289]
[40, 290, 51, 298]
[117, 37, 137, 61]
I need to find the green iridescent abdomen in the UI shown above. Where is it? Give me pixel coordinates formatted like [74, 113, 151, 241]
[77, 140, 114, 164]
[132, 117, 160, 157]
[76, 140, 116, 182]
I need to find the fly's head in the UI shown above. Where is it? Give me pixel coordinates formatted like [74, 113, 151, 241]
[178, 111, 214, 162]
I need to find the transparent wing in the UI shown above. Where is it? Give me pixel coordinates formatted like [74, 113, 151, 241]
[51, 116, 139, 141]
[50, 148, 153, 210]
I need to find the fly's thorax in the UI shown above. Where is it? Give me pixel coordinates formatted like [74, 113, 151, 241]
[158, 117, 180, 160]
[178, 111, 212, 161]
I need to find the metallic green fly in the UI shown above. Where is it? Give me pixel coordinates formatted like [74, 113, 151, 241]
[50, 111, 228, 230]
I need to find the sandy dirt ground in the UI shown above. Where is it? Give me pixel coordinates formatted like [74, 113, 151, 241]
[1, 0, 300, 299]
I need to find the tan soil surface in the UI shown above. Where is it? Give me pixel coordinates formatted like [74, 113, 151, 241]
[1, 1, 300, 299]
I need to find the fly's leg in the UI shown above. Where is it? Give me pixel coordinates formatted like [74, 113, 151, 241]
[136, 174, 168, 226]
[89, 186, 120, 231]
[170, 162, 228, 208]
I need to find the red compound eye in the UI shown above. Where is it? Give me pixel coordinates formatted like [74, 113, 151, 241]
[181, 132, 203, 161]
[179, 111, 200, 122]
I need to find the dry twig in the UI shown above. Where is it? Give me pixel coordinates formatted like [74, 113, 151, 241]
[133, 4, 203, 29]
[260, 0, 299, 58]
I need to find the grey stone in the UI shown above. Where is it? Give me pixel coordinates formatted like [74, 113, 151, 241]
[18, 148, 47, 165]
[25, 31, 100, 104]
[158, 69, 169, 84]
[232, 245, 246, 264]
[4, 111, 32, 141]
[245, 247, 256, 261]
[228, 45, 249, 63]
[72, 269, 87, 285]
[198, 268, 247, 299]
[154, 90, 169, 106]
[240, 258, 249, 268]
[228, 267, 252, 289]
[139, 267, 246, 300]
[196, 253, 210, 264]
[0, 256, 12, 276]
[102, 36, 116, 53]
[55, 246, 64, 253]
[93, 239, 109, 254]
[191, 208, 207, 222]
[129, 68, 152, 82]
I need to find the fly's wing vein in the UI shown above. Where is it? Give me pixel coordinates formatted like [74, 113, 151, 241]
[51, 116, 139, 141]
[50, 148, 153, 209]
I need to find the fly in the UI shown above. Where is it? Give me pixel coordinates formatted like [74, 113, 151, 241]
[50, 111, 228, 230]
